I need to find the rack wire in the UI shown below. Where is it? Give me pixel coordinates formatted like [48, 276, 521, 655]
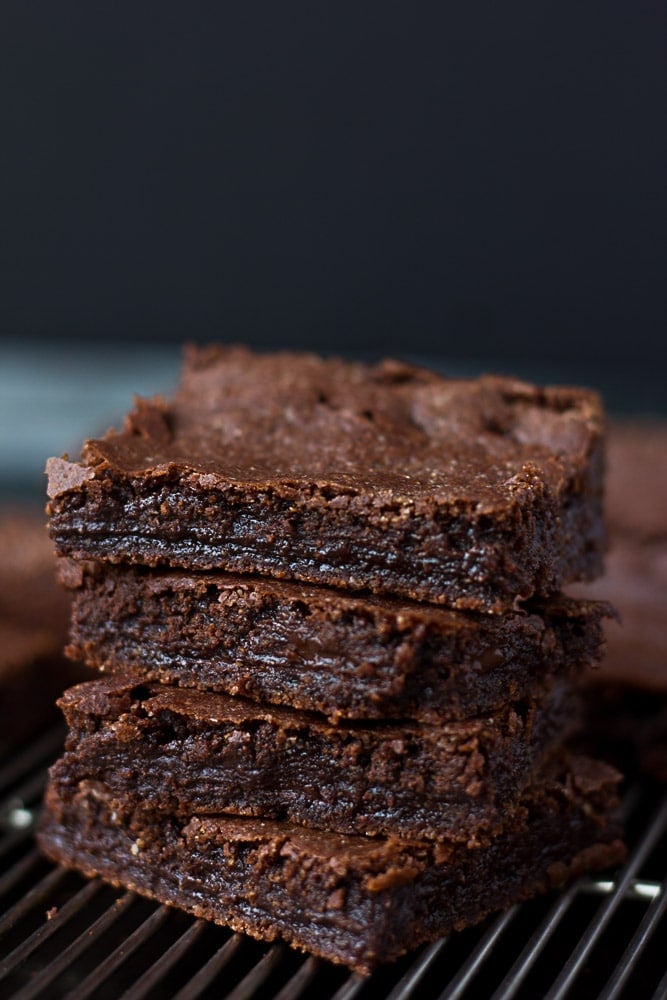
[1, 728, 665, 1000]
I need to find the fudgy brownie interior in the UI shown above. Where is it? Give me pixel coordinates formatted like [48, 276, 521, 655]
[52, 674, 575, 842]
[37, 751, 625, 974]
[47, 346, 606, 611]
[63, 560, 609, 722]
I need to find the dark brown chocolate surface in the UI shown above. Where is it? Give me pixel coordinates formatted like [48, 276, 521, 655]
[37, 754, 625, 974]
[63, 561, 608, 722]
[52, 675, 573, 842]
[46, 347, 606, 611]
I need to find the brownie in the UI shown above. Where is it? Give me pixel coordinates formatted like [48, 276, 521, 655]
[0, 623, 68, 747]
[62, 560, 609, 723]
[573, 535, 667, 781]
[51, 675, 574, 843]
[37, 753, 625, 974]
[46, 346, 606, 611]
[605, 421, 667, 540]
[595, 421, 667, 693]
[582, 685, 667, 784]
[576, 540, 667, 694]
[570, 421, 667, 781]
[588, 421, 667, 694]
[0, 510, 80, 747]
[0, 510, 70, 642]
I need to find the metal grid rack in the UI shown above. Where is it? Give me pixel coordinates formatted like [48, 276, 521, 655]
[1, 728, 665, 1000]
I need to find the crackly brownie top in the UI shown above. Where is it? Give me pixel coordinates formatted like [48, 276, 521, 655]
[49, 346, 603, 507]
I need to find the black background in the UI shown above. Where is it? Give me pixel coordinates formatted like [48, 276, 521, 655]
[1, 1, 666, 367]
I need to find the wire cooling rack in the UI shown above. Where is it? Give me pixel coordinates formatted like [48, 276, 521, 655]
[0, 727, 665, 1000]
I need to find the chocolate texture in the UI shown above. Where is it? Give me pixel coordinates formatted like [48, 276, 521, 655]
[46, 346, 606, 611]
[51, 675, 574, 843]
[63, 561, 608, 722]
[37, 754, 625, 974]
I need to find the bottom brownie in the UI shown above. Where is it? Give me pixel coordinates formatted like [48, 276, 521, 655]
[37, 754, 625, 974]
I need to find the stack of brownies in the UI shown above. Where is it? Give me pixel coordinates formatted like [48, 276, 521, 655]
[38, 346, 625, 974]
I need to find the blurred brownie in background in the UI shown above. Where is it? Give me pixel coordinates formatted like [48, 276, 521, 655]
[573, 422, 667, 781]
[0, 510, 82, 751]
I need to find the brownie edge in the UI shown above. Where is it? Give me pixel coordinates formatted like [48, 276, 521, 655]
[47, 347, 606, 611]
[37, 754, 625, 974]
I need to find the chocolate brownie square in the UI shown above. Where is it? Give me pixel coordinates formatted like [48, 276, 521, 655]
[62, 561, 609, 722]
[51, 675, 574, 843]
[37, 753, 625, 974]
[46, 347, 606, 611]
[571, 421, 667, 780]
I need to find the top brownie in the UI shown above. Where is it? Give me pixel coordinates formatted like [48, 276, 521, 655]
[46, 346, 605, 611]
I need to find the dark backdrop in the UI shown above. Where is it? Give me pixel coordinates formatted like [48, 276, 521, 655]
[1, 1, 665, 365]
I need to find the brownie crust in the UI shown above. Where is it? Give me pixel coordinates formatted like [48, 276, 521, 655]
[52, 676, 574, 843]
[46, 347, 606, 611]
[37, 755, 625, 974]
[63, 561, 609, 722]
